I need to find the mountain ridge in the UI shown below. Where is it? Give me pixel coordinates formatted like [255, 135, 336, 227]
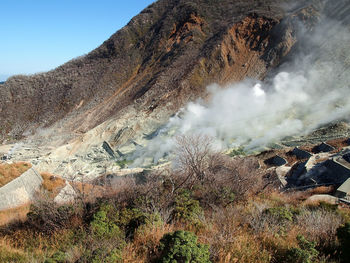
[0, 0, 316, 142]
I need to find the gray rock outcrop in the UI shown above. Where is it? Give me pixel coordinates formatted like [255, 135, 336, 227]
[0, 168, 43, 210]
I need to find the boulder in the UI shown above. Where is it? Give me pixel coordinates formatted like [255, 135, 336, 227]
[305, 194, 338, 205]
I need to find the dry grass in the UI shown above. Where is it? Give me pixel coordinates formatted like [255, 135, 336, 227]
[70, 181, 112, 202]
[0, 237, 29, 262]
[0, 187, 349, 262]
[214, 231, 272, 263]
[0, 204, 30, 226]
[0, 228, 75, 262]
[307, 186, 334, 195]
[296, 208, 344, 245]
[326, 138, 349, 152]
[299, 144, 315, 153]
[0, 162, 31, 187]
[284, 152, 306, 166]
[0, 143, 349, 263]
[122, 223, 175, 262]
[41, 172, 66, 197]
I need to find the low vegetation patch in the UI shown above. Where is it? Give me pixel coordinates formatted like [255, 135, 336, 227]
[157, 230, 211, 263]
[0, 204, 30, 226]
[0, 135, 350, 262]
[0, 162, 31, 187]
[41, 173, 66, 197]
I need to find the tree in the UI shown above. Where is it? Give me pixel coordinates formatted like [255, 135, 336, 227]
[173, 134, 214, 188]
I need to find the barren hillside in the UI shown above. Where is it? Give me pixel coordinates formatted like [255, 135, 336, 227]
[0, 0, 326, 140]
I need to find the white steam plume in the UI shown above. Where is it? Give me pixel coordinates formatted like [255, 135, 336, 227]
[131, 12, 350, 167]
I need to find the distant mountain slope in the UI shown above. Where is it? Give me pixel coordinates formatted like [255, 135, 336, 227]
[0, 0, 348, 147]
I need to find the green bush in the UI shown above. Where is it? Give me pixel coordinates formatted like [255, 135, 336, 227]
[0, 247, 27, 263]
[172, 190, 203, 224]
[82, 204, 125, 263]
[44, 251, 66, 263]
[90, 248, 123, 263]
[317, 201, 338, 212]
[228, 147, 245, 157]
[90, 209, 121, 240]
[216, 186, 236, 206]
[158, 230, 211, 263]
[285, 235, 319, 263]
[336, 222, 350, 262]
[79, 247, 123, 263]
[115, 207, 147, 238]
[264, 206, 294, 222]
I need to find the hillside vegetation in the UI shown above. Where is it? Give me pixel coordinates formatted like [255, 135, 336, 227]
[0, 162, 31, 187]
[1, 136, 350, 262]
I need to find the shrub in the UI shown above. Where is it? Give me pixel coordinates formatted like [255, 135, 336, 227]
[214, 186, 236, 206]
[81, 204, 125, 263]
[0, 247, 27, 263]
[171, 190, 203, 225]
[90, 248, 123, 263]
[317, 201, 338, 212]
[174, 134, 214, 183]
[80, 247, 123, 263]
[115, 207, 147, 238]
[90, 208, 121, 240]
[158, 230, 211, 263]
[263, 206, 294, 223]
[285, 235, 319, 263]
[296, 207, 343, 248]
[336, 222, 350, 262]
[27, 194, 75, 234]
[44, 251, 66, 263]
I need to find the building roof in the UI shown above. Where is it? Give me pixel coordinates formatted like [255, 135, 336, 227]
[343, 152, 350, 163]
[264, 155, 287, 166]
[337, 177, 350, 194]
[292, 147, 312, 159]
[314, 142, 335, 153]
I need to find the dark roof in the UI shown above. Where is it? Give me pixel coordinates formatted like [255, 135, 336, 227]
[337, 177, 350, 195]
[264, 155, 287, 166]
[346, 138, 350, 146]
[343, 152, 350, 163]
[313, 142, 335, 153]
[292, 147, 312, 159]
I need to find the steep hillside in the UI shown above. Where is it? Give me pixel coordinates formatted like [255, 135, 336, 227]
[0, 0, 321, 140]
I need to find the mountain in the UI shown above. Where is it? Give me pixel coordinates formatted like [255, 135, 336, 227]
[0, 0, 318, 139]
[0, 0, 349, 178]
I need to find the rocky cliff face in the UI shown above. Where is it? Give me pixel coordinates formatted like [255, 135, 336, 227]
[0, 0, 348, 179]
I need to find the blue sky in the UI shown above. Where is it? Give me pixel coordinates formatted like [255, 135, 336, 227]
[0, 0, 155, 81]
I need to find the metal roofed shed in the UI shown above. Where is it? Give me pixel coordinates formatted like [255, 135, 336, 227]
[342, 152, 350, 163]
[291, 147, 312, 159]
[264, 155, 287, 166]
[313, 142, 335, 153]
[335, 177, 350, 199]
